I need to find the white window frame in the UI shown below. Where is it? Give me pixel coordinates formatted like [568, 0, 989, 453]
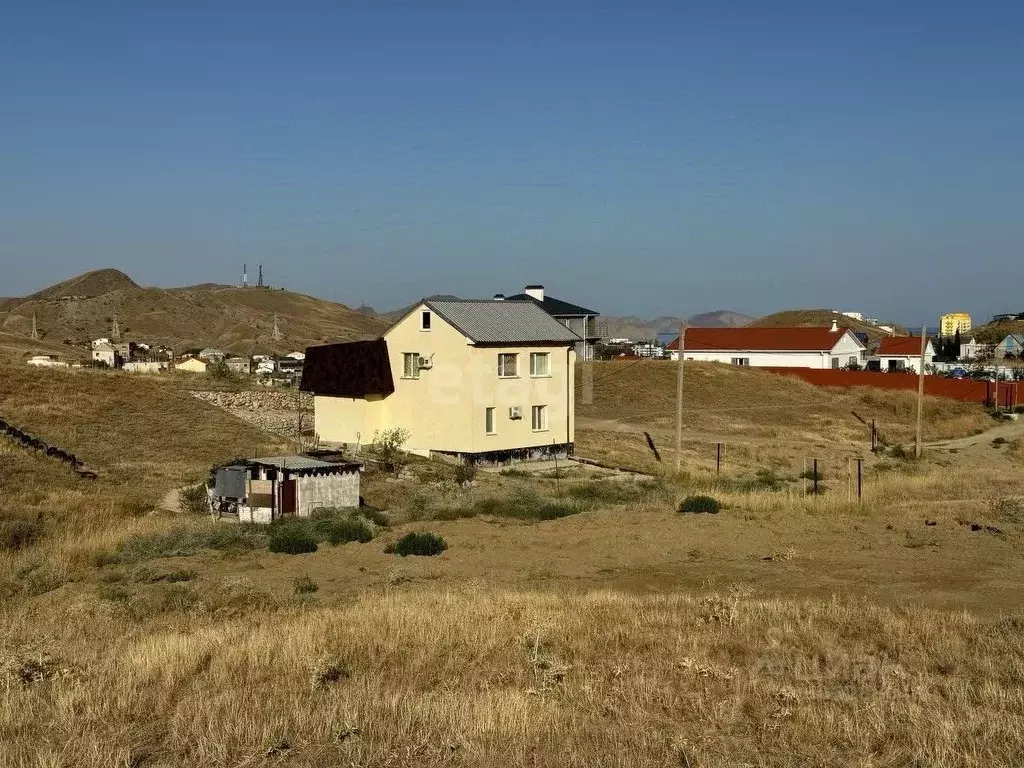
[402, 352, 420, 379]
[529, 352, 550, 377]
[531, 405, 548, 432]
[485, 407, 496, 435]
[420, 310, 431, 331]
[731, 357, 750, 366]
[498, 353, 518, 378]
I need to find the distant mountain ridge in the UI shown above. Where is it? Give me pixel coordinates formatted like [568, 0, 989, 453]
[0, 268, 387, 358]
[751, 309, 907, 340]
[603, 310, 754, 341]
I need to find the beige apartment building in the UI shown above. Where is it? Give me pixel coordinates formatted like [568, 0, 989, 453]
[301, 298, 580, 461]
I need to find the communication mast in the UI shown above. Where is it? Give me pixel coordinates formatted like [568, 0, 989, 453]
[111, 313, 121, 342]
[258, 264, 264, 288]
[243, 263, 248, 288]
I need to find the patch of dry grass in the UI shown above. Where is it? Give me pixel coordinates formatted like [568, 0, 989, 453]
[2, 588, 1023, 766]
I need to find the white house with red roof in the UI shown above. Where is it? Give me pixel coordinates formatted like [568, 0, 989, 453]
[867, 336, 936, 373]
[666, 323, 865, 369]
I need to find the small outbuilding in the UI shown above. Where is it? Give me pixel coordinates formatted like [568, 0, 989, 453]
[211, 455, 362, 524]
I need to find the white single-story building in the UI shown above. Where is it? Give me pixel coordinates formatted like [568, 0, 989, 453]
[123, 361, 169, 374]
[666, 324, 865, 369]
[211, 455, 362, 524]
[867, 336, 936, 373]
[27, 355, 69, 368]
[959, 337, 991, 360]
[175, 357, 208, 374]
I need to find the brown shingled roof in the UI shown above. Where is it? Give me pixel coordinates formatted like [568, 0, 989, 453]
[299, 339, 395, 397]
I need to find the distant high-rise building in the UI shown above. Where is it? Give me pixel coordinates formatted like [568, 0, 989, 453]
[939, 312, 972, 337]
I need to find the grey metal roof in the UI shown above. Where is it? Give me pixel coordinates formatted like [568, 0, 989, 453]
[249, 455, 361, 472]
[425, 299, 581, 344]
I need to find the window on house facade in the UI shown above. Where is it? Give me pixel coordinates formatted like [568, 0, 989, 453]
[531, 405, 548, 431]
[402, 353, 420, 379]
[831, 357, 840, 369]
[529, 352, 550, 376]
[421, 311, 431, 330]
[731, 357, 750, 366]
[498, 353, 518, 377]
[848, 356, 858, 367]
[485, 407, 496, 434]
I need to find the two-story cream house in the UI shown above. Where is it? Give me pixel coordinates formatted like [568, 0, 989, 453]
[300, 298, 581, 462]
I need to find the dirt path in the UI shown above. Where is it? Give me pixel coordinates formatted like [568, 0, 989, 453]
[925, 416, 1024, 452]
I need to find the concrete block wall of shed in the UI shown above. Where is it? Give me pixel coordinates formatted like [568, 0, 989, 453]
[297, 472, 360, 516]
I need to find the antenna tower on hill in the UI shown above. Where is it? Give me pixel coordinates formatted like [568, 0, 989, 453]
[272, 313, 283, 341]
[112, 313, 121, 342]
[243, 263, 248, 288]
[258, 264, 264, 288]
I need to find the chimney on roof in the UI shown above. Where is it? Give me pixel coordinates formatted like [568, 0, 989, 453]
[493, 293, 505, 301]
[830, 319, 838, 332]
[524, 284, 544, 302]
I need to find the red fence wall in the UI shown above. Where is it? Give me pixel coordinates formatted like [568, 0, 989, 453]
[763, 368, 1022, 407]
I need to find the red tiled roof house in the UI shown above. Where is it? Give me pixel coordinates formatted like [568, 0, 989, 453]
[665, 324, 866, 369]
[867, 336, 936, 373]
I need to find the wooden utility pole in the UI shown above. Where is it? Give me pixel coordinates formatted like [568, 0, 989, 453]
[674, 324, 686, 473]
[915, 325, 927, 459]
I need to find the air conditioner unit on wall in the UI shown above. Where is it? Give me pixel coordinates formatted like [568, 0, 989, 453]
[508, 406, 523, 419]
[417, 356, 433, 369]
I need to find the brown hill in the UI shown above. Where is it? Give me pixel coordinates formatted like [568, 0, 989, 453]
[751, 309, 906, 341]
[600, 311, 753, 341]
[972, 319, 1024, 345]
[0, 269, 387, 356]
[25, 268, 140, 301]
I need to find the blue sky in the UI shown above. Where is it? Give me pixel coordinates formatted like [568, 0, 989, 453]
[2, 1, 1022, 323]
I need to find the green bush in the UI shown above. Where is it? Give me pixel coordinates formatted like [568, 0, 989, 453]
[369, 427, 411, 476]
[453, 462, 477, 484]
[385, 532, 448, 557]
[268, 525, 318, 555]
[314, 516, 373, 545]
[293, 575, 318, 595]
[107, 527, 267, 564]
[678, 495, 721, 514]
[179, 484, 209, 515]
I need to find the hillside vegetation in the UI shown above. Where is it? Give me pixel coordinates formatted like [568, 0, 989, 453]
[752, 308, 907, 340]
[972, 318, 1024, 345]
[0, 268, 387, 357]
[2, 359, 1023, 766]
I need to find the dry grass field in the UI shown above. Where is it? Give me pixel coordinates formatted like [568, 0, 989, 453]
[2, 361, 1023, 767]
[575, 359, 992, 475]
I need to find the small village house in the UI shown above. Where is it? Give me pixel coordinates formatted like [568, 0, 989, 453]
[211, 455, 362, 523]
[175, 357, 208, 374]
[225, 356, 252, 374]
[301, 298, 580, 462]
[666, 323, 865, 369]
[995, 334, 1024, 360]
[868, 336, 936, 373]
[198, 348, 226, 362]
[27, 355, 69, 368]
[503, 285, 601, 362]
[91, 341, 118, 368]
[959, 336, 992, 360]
